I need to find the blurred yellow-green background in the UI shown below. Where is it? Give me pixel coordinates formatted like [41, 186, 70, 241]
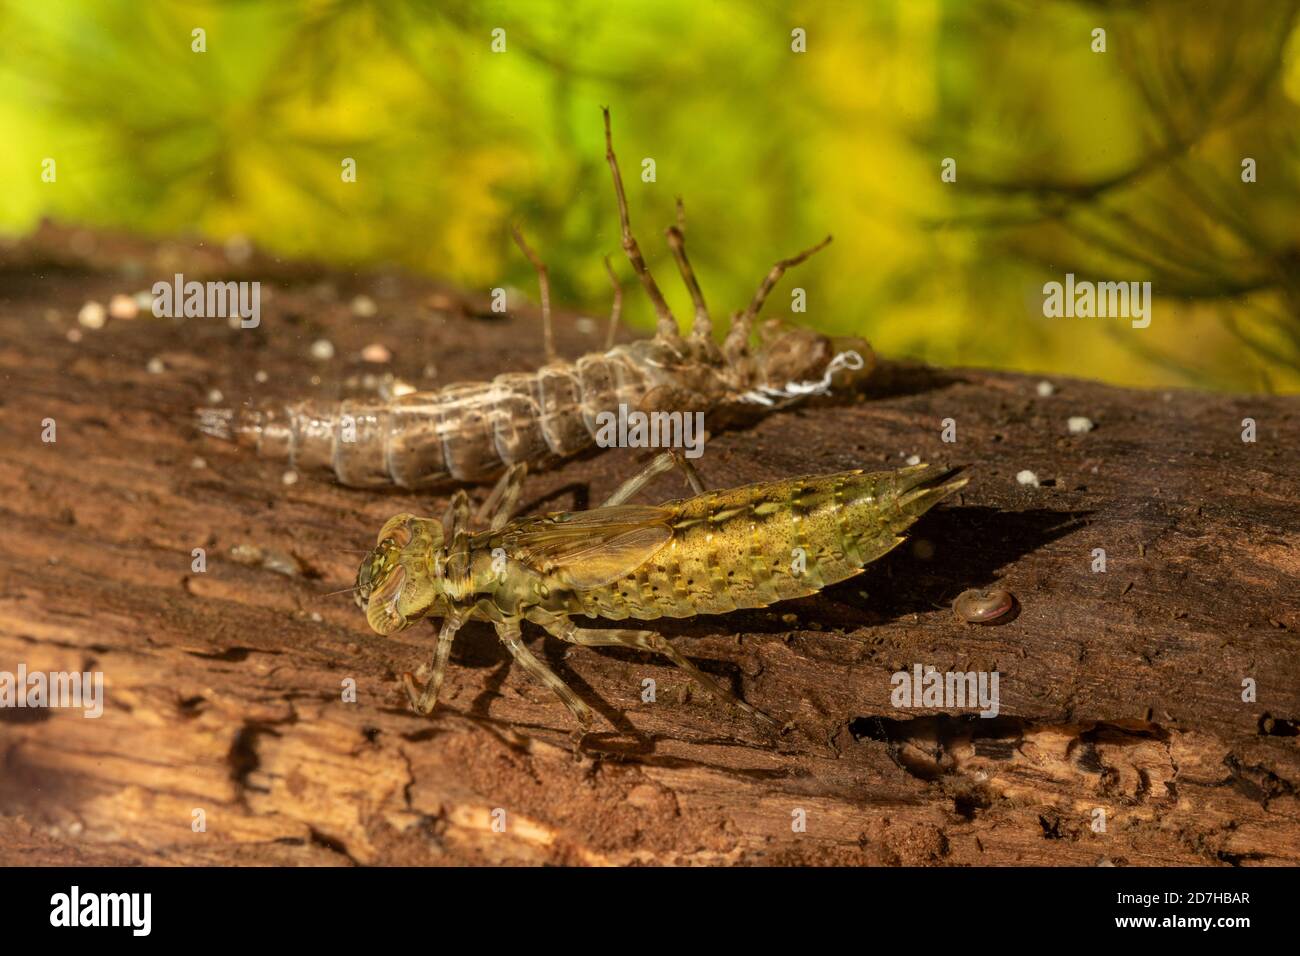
[3, 0, 1299, 392]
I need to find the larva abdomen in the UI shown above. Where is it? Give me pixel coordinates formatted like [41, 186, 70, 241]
[573, 464, 967, 621]
[199, 350, 656, 487]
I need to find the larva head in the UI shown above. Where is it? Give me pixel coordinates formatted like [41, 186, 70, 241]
[756, 320, 875, 392]
[355, 513, 446, 635]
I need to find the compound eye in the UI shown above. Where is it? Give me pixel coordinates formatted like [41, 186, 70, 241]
[365, 565, 408, 635]
[377, 513, 415, 547]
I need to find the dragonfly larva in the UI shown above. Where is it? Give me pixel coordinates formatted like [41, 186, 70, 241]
[198, 109, 874, 487]
[353, 457, 967, 728]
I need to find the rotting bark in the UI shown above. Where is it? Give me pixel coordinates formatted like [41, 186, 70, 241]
[1, 223, 1298, 866]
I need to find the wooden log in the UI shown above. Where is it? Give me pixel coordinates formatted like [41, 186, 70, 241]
[1, 224, 1297, 866]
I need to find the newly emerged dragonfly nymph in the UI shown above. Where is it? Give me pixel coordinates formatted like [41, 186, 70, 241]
[354, 455, 967, 728]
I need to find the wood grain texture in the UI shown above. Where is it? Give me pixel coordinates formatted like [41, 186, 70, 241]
[1, 224, 1297, 866]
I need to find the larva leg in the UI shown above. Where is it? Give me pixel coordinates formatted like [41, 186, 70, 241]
[530, 612, 777, 727]
[602, 107, 681, 345]
[510, 225, 557, 364]
[442, 490, 473, 578]
[664, 197, 712, 341]
[442, 489, 471, 538]
[722, 308, 754, 370]
[602, 255, 622, 350]
[403, 612, 467, 715]
[618, 630, 777, 727]
[475, 462, 528, 530]
[736, 235, 833, 332]
[601, 452, 677, 506]
[494, 618, 593, 726]
[602, 451, 704, 507]
[672, 451, 706, 495]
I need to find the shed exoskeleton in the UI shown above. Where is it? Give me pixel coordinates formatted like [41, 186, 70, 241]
[199, 109, 874, 487]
